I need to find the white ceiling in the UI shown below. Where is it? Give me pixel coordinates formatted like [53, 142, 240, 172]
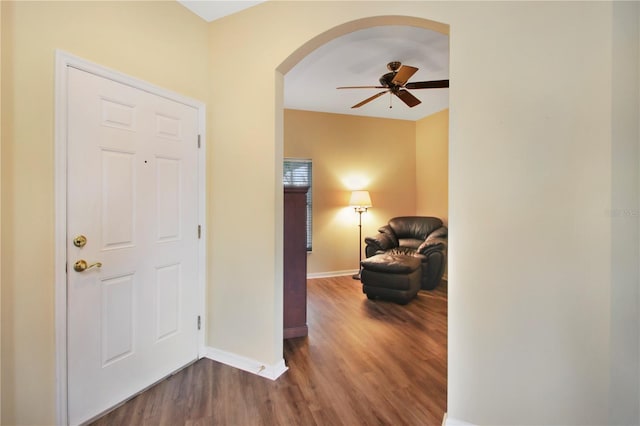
[285, 25, 449, 121]
[177, 2, 450, 122]
[178, 0, 265, 22]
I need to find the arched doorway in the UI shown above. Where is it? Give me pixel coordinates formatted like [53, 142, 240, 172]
[275, 14, 451, 422]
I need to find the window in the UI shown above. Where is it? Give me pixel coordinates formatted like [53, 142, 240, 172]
[283, 158, 312, 251]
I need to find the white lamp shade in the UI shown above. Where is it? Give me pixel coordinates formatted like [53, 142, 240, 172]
[349, 190, 372, 208]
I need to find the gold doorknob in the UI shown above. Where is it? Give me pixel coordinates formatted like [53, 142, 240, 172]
[73, 260, 102, 272]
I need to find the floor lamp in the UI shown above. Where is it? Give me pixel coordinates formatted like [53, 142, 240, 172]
[350, 190, 372, 280]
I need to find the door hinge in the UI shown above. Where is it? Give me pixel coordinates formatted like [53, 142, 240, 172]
[197, 134, 201, 148]
[198, 225, 201, 239]
[197, 315, 201, 330]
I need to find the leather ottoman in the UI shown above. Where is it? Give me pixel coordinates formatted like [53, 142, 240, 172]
[360, 253, 421, 304]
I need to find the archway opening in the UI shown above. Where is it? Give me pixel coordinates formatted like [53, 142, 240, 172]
[275, 14, 451, 421]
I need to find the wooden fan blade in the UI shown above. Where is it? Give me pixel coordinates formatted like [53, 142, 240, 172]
[405, 79, 449, 90]
[395, 89, 421, 108]
[391, 65, 418, 86]
[337, 86, 387, 89]
[352, 90, 389, 108]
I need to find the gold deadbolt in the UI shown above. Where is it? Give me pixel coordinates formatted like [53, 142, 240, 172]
[73, 235, 87, 248]
[73, 260, 102, 272]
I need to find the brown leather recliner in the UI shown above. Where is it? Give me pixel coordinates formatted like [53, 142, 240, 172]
[364, 216, 447, 290]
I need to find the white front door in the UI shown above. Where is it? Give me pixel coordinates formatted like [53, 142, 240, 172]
[66, 67, 200, 425]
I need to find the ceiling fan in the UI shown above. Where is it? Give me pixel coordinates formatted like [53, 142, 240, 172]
[337, 61, 449, 109]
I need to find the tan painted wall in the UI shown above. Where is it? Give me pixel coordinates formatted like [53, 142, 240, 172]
[0, 2, 3, 422]
[2, 1, 638, 425]
[446, 4, 613, 423]
[284, 109, 416, 275]
[0, 2, 209, 424]
[416, 108, 448, 223]
[610, 2, 640, 424]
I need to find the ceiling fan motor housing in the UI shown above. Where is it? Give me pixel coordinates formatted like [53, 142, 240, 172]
[379, 72, 397, 88]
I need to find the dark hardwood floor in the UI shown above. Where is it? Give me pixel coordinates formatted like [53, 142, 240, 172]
[90, 276, 447, 426]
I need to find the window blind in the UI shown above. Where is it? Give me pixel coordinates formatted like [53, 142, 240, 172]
[283, 159, 312, 251]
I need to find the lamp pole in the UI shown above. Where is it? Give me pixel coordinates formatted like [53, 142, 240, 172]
[352, 207, 365, 280]
[348, 190, 372, 281]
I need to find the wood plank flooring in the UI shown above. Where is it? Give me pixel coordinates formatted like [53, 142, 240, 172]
[90, 276, 447, 425]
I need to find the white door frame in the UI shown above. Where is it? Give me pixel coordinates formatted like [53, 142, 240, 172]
[54, 50, 207, 426]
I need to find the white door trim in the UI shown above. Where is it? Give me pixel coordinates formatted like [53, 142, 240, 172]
[54, 50, 207, 426]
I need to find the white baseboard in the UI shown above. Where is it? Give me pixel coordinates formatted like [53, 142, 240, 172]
[307, 269, 358, 279]
[443, 413, 476, 426]
[204, 346, 288, 380]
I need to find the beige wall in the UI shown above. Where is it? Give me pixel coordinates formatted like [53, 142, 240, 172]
[416, 108, 448, 223]
[1, 2, 209, 424]
[2, 1, 638, 425]
[447, 4, 613, 423]
[0, 2, 3, 422]
[284, 109, 416, 275]
[610, 2, 640, 424]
